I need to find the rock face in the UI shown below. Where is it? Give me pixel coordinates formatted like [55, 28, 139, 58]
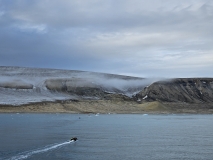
[135, 78, 213, 103]
[45, 78, 107, 98]
[0, 81, 33, 89]
[45, 78, 146, 98]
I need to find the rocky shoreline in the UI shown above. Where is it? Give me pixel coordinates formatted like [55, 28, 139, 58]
[1, 99, 213, 114]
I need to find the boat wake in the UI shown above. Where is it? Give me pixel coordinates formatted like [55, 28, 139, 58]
[6, 141, 74, 160]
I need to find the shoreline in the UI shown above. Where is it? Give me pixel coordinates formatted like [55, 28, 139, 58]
[0, 100, 213, 114]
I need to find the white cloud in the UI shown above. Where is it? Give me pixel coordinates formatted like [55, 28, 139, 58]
[13, 23, 47, 33]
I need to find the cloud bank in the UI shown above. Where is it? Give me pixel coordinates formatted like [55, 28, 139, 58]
[0, 0, 213, 77]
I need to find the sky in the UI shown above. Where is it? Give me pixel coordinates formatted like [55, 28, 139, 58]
[0, 0, 213, 78]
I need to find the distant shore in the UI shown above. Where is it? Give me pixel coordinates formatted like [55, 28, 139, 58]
[1, 67, 213, 114]
[1, 100, 213, 114]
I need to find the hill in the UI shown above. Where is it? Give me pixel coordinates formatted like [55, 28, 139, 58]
[0, 66, 213, 113]
[135, 78, 213, 103]
[0, 66, 149, 105]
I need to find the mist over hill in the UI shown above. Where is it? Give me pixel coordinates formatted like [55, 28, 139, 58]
[0, 66, 213, 113]
[0, 66, 152, 105]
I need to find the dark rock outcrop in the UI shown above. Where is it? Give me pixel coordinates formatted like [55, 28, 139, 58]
[0, 81, 33, 89]
[45, 78, 107, 97]
[135, 78, 213, 103]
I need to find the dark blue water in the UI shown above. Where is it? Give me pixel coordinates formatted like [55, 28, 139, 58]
[0, 113, 213, 160]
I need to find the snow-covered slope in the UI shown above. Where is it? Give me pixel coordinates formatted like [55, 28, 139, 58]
[0, 66, 151, 105]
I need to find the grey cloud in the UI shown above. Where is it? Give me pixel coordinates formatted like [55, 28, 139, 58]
[4, 0, 211, 30]
[0, 0, 213, 78]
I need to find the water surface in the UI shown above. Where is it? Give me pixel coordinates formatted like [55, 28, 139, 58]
[0, 114, 213, 160]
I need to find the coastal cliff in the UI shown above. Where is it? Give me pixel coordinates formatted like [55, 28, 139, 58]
[135, 78, 213, 103]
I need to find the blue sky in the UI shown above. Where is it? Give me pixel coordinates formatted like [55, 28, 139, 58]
[0, 0, 213, 77]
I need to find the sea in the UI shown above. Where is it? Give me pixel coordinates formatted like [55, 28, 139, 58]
[0, 113, 213, 160]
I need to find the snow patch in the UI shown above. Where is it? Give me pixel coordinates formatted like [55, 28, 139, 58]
[143, 95, 148, 100]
